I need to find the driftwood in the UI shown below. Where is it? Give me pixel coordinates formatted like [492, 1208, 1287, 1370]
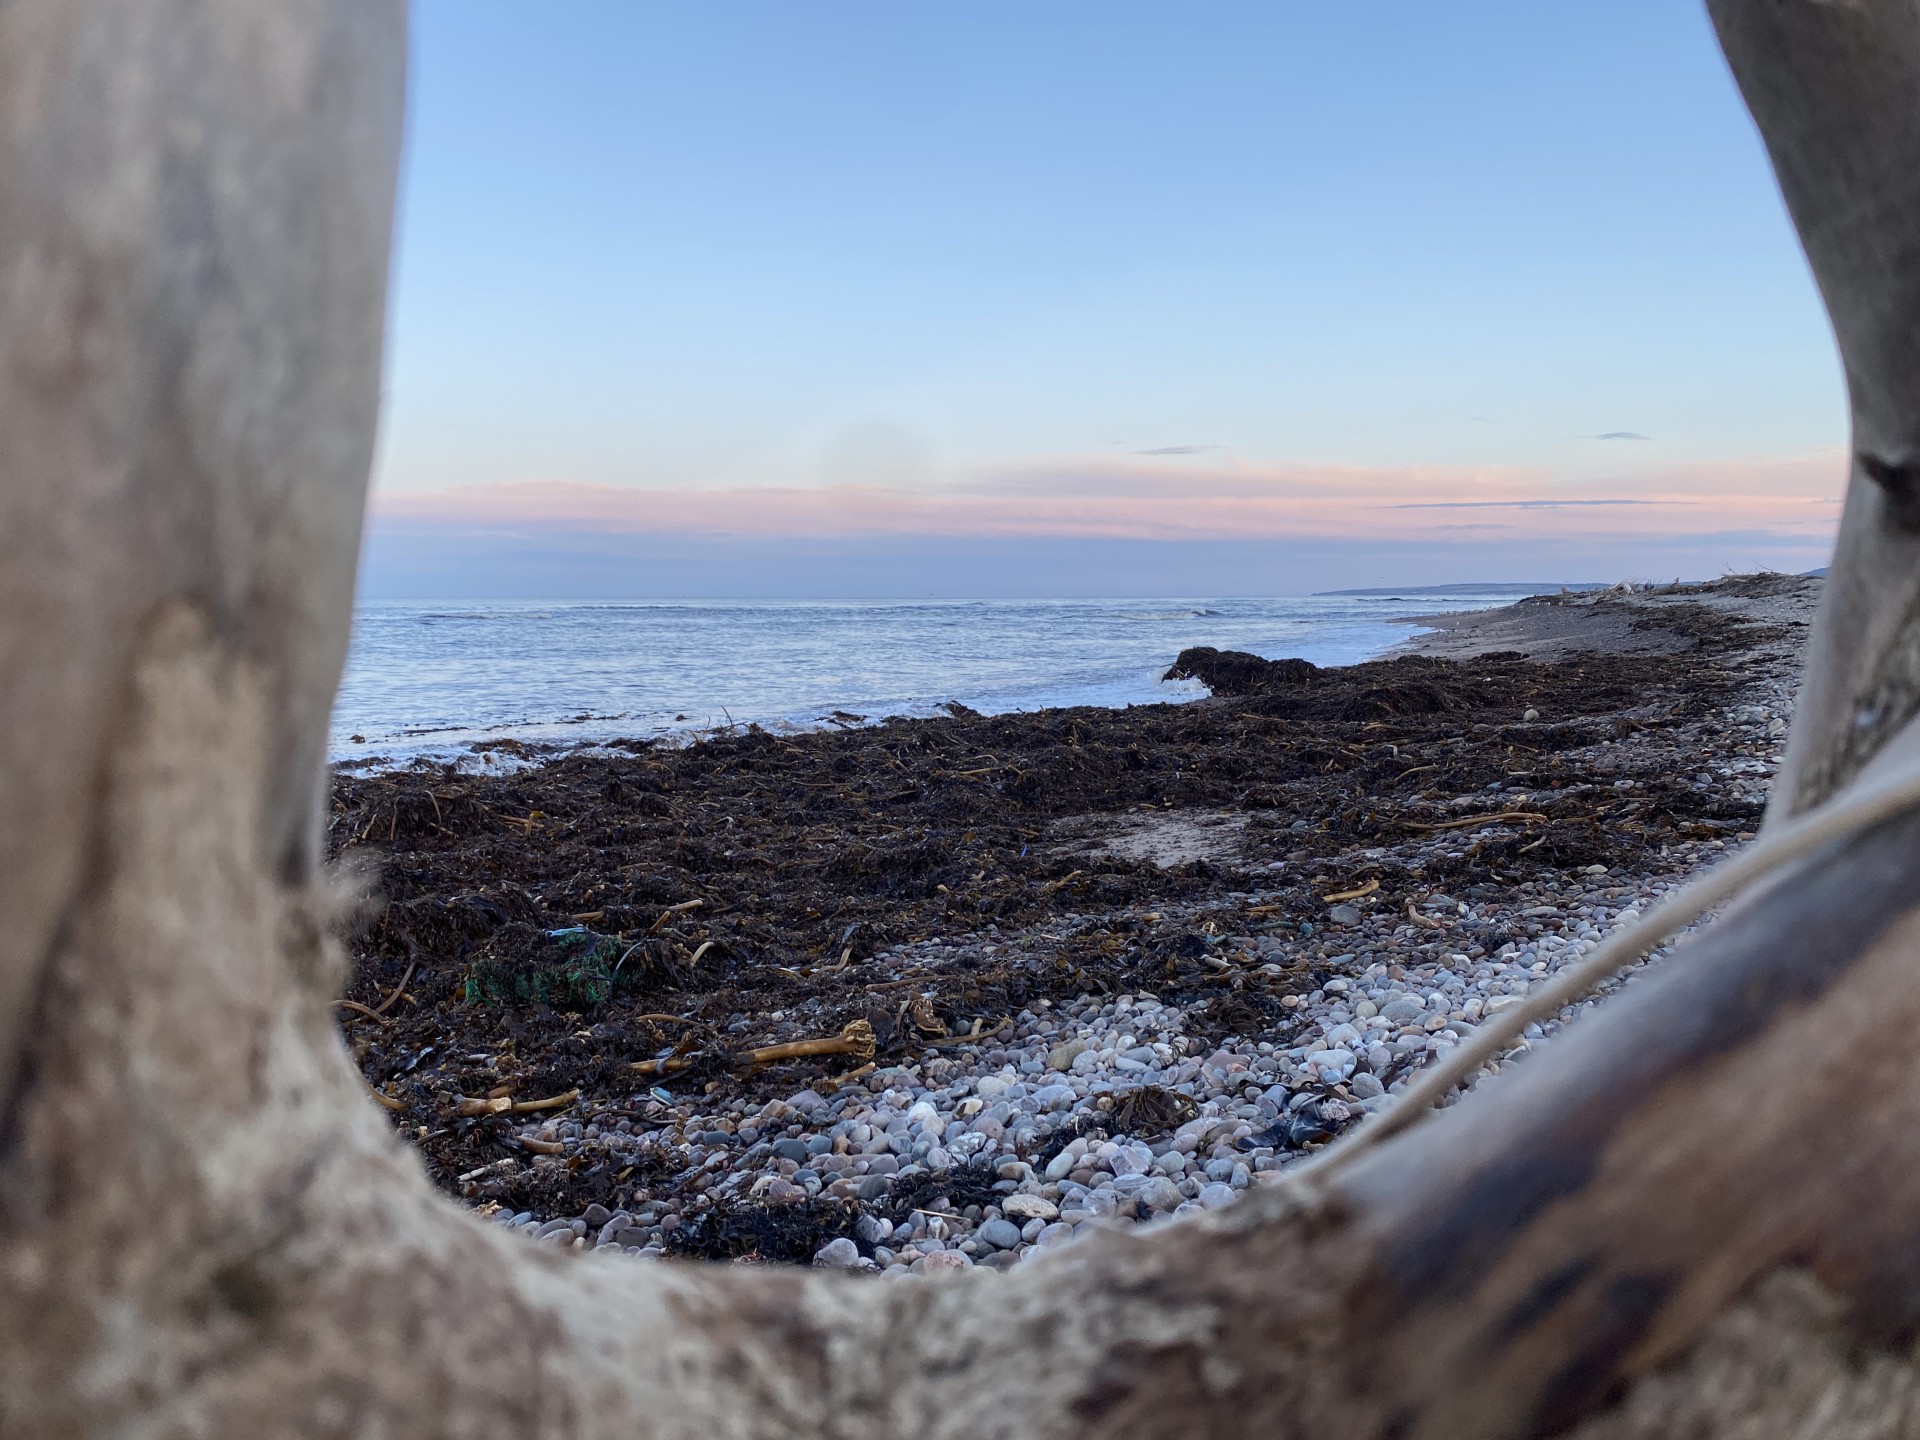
[8, 1, 1920, 1436]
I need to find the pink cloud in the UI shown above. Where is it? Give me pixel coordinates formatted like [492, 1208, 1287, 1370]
[371, 449, 1846, 544]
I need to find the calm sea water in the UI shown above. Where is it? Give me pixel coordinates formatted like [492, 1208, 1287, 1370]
[329, 593, 1525, 765]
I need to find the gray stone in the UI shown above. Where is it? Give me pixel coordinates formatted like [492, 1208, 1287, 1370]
[1143, 1177, 1184, 1212]
[1328, 904, 1361, 925]
[1198, 1182, 1237, 1209]
[1380, 998, 1426, 1025]
[812, 1237, 861, 1268]
[1000, 1193, 1057, 1220]
[1043, 1145, 1082, 1182]
[978, 1218, 1023, 1250]
[1308, 1047, 1356, 1081]
[771, 1137, 810, 1163]
[857, 1174, 893, 1201]
[1047, 1039, 1090, 1071]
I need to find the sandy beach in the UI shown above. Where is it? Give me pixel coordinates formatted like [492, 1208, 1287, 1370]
[331, 573, 1816, 1268]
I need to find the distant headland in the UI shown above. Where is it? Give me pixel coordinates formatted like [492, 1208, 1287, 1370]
[1315, 582, 1607, 598]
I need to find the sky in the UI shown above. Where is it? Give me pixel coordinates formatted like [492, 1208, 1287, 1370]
[363, 1, 1849, 598]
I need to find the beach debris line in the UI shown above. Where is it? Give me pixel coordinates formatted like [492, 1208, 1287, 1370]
[1403, 811, 1550, 833]
[327, 574, 1809, 1265]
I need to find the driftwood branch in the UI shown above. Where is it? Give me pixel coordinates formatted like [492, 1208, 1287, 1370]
[8, 2, 1920, 1437]
[1713, 0, 1920, 821]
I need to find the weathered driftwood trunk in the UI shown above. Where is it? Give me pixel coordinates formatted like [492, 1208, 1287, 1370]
[1733, 0, 1920, 822]
[9, 1, 1920, 1436]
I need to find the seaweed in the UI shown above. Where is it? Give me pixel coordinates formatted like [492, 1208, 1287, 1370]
[327, 589, 1787, 1218]
[665, 1197, 865, 1262]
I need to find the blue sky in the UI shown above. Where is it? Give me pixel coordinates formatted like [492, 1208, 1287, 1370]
[365, 1, 1846, 597]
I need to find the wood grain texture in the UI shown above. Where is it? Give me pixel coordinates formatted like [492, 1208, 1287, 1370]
[1713, 0, 1920, 820]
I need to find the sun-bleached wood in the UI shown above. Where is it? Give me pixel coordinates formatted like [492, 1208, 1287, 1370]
[10, 2, 1920, 1437]
[1724, 0, 1920, 822]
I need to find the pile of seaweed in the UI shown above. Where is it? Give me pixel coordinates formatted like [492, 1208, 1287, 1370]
[328, 597, 1782, 1216]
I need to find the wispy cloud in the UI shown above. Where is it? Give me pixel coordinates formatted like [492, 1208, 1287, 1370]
[1133, 444, 1224, 456]
[1593, 431, 1651, 441]
[373, 447, 1845, 548]
[1391, 498, 1688, 510]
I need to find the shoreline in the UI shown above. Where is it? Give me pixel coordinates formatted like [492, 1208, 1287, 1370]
[330, 573, 1816, 1270]
[1391, 573, 1816, 662]
[327, 590, 1550, 773]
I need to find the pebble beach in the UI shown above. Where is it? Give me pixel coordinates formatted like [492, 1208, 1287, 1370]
[346, 575, 1820, 1274]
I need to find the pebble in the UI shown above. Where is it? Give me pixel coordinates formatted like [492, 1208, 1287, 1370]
[978, 1218, 1024, 1250]
[1048, 1039, 1090, 1071]
[813, 1237, 862, 1268]
[1001, 1194, 1058, 1221]
[1143, 1177, 1184, 1212]
[1043, 1146, 1081, 1182]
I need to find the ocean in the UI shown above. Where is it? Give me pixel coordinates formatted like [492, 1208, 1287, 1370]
[329, 591, 1531, 766]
